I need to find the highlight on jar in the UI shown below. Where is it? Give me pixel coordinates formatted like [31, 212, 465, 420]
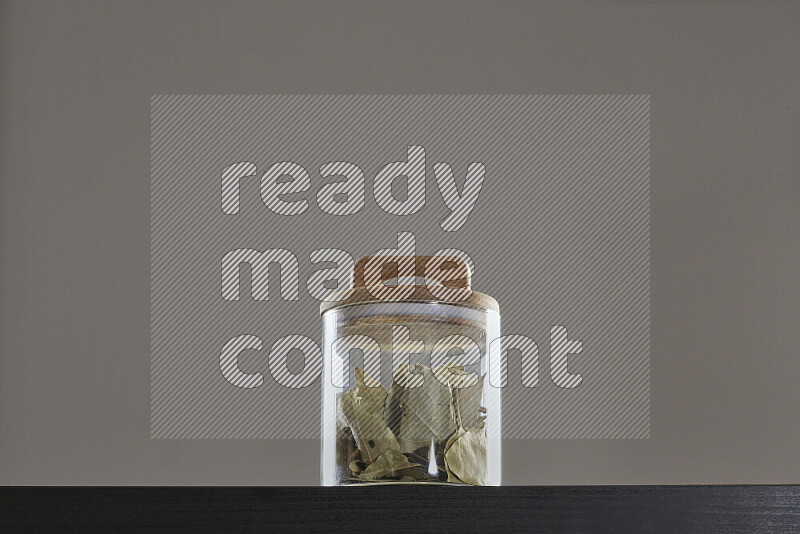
[320, 255, 501, 486]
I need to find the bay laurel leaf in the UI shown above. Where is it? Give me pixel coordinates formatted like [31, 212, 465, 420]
[447, 470, 466, 484]
[358, 449, 420, 481]
[383, 364, 409, 437]
[444, 428, 463, 454]
[397, 363, 457, 450]
[340, 387, 399, 463]
[443, 428, 465, 482]
[443, 427, 487, 486]
[349, 460, 366, 474]
[355, 367, 387, 412]
[453, 374, 484, 429]
[339, 360, 488, 484]
[336, 427, 358, 471]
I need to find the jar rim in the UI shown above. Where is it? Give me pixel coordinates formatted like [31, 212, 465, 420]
[319, 285, 499, 315]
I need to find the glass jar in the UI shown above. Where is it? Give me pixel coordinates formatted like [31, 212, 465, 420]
[321, 255, 501, 486]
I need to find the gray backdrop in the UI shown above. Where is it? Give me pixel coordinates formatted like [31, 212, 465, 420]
[1, 0, 798, 484]
[150, 95, 650, 440]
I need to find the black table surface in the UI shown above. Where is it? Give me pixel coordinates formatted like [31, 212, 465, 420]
[2, 486, 799, 532]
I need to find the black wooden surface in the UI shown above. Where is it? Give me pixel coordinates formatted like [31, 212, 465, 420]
[2, 486, 799, 532]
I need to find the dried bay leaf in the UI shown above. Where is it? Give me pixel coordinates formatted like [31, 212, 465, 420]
[354, 367, 387, 412]
[349, 460, 366, 474]
[443, 428, 464, 482]
[339, 368, 399, 463]
[358, 449, 420, 481]
[337, 358, 488, 484]
[383, 364, 411, 438]
[444, 428, 462, 454]
[340, 388, 399, 463]
[336, 427, 358, 473]
[443, 427, 487, 486]
[398, 363, 457, 453]
[404, 439, 447, 481]
[453, 374, 484, 429]
[446, 469, 466, 484]
[399, 465, 438, 481]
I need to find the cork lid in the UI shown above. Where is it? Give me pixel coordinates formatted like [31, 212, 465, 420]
[319, 255, 499, 315]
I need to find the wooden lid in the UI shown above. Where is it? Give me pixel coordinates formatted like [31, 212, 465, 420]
[319, 255, 499, 315]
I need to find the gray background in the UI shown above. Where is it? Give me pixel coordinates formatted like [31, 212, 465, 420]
[1, 0, 798, 484]
[150, 95, 650, 441]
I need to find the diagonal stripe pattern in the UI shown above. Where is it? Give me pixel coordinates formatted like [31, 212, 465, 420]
[151, 95, 650, 439]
